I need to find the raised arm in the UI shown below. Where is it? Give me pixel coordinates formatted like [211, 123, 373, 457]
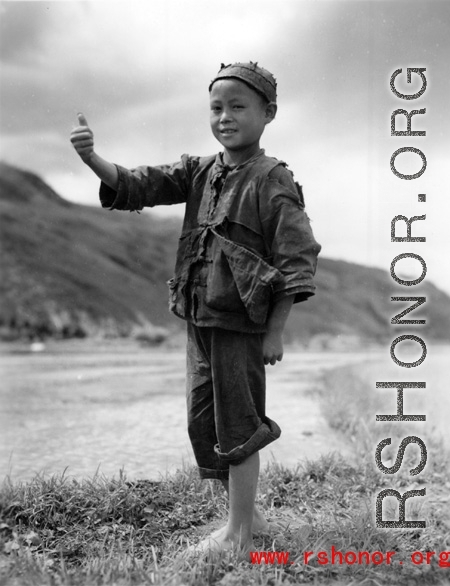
[70, 113, 119, 191]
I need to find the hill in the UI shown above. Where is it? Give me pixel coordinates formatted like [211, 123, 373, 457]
[0, 162, 181, 341]
[1, 162, 449, 346]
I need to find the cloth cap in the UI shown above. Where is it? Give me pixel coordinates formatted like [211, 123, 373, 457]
[209, 62, 277, 103]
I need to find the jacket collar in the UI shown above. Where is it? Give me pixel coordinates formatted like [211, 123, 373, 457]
[209, 149, 266, 199]
[214, 148, 265, 173]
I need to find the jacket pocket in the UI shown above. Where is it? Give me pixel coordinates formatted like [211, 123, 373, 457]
[226, 253, 280, 324]
[205, 240, 244, 313]
[212, 231, 284, 324]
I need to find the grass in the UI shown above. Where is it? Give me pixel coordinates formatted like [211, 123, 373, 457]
[1, 365, 450, 585]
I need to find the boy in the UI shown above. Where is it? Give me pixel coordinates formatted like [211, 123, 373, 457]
[70, 62, 321, 557]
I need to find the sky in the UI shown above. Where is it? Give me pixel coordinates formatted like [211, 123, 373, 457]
[1, 0, 450, 296]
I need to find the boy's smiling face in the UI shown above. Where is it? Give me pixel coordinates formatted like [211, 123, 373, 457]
[209, 79, 276, 166]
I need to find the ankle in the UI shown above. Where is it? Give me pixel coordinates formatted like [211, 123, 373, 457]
[224, 522, 253, 546]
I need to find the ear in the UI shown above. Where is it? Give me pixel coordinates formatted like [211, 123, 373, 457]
[264, 102, 277, 124]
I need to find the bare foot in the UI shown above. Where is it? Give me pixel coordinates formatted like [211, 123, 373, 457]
[252, 505, 271, 534]
[187, 525, 254, 560]
[252, 505, 287, 535]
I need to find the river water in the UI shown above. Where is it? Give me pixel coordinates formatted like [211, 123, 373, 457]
[1, 341, 448, 482]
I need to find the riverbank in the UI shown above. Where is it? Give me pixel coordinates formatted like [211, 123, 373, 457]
[1, 352, 450, 585]
[1, 451, 448, 586]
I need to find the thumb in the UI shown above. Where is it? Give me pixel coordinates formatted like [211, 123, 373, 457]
[77, 112, 89, 126]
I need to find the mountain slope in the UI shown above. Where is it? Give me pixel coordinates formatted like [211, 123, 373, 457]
[291, 256, 450, 345]
[1, 162, 449, 344]
[0, 162, 181, 339]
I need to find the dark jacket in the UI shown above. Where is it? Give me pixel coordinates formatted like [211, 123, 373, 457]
[100, 150, 321, 333]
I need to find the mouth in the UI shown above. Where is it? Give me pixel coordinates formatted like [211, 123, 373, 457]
[219, 128, 237, 135]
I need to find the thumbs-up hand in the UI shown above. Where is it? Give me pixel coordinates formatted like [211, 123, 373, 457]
[70, 112, 94, 163]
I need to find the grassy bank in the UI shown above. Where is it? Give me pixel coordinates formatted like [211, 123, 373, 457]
[1, 365, 449, 585]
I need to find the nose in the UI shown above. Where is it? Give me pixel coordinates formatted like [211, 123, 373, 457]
[220, 108, 233, 122]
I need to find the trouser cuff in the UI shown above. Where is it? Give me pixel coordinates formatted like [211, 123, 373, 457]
[214, 418, 281, 466]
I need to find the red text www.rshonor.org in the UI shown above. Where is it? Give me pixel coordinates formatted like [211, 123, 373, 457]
[250, 548, 450, 567]
[250, 551, 291, 565]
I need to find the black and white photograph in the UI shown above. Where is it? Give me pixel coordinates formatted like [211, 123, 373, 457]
[1, 1, 449, 584]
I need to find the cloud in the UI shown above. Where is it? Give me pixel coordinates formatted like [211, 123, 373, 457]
[1, 0, 450, 294]
[0, 2, 51, 64]
[1, 1, 303, 142]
